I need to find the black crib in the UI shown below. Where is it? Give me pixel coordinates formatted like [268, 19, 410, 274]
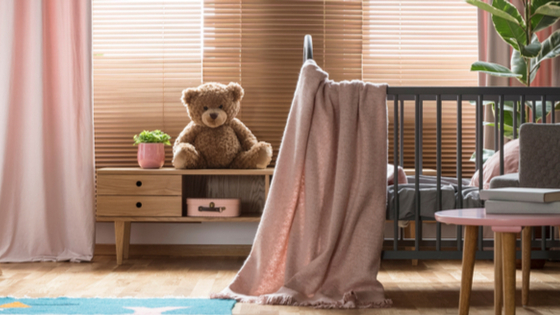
[304, 35, 560, 261]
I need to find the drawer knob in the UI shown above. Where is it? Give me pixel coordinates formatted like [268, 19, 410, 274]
[136, 181, 142, 187]
[136, 202, 142, 208]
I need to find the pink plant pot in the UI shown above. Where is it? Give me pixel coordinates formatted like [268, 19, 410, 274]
[137, 143, 165, 169]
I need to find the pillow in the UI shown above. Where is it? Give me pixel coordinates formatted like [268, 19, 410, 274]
[469, 139, 519, 189]
[387, 164, 408, 185]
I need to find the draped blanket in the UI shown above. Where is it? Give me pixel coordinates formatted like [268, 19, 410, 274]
[212, 60, 391, 308]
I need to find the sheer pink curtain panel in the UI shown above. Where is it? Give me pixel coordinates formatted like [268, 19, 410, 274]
[0, 0, 94, 262]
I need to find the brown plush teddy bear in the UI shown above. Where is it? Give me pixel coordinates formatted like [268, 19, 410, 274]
[172, 82, 273, 169]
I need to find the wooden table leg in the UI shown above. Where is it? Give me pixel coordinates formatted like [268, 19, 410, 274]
[123, 222, 131, 260]
[503, 232, 517, 315]
[114, 221, 127, 265]
[459, 225, 478, 315]
[522, 227, 531, 307]
[494, 232, 503, 315]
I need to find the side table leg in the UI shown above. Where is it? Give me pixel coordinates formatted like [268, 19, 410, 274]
[522, 227, 531, 307]
[503, 232, 517, 315]
[123, 222, 131, 260]
[114, 221, 126, 265]
[459, 225, 478, 315]
[494, 232, 503, 315]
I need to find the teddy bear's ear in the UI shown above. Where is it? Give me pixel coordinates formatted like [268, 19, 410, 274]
[227, 82, 244, 103]
[181, 88, 199, 106]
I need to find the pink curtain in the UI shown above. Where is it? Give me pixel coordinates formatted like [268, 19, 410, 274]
[0, 0, 94, 262]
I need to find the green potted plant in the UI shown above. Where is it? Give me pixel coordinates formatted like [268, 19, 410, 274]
[466, 0, 560, 162]
[133, 130, 171, 169]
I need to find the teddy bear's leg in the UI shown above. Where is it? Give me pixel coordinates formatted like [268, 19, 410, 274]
[172, 143, 207, 169]
[230, 142, 272, 169]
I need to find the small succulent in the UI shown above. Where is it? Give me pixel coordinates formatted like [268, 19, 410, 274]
[133, 130, 172, 145]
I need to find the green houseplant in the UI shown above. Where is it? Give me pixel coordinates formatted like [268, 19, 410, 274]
[133, 130, 171, 169]
[466, 0, 560, 162]
[467, 0, 560, 86]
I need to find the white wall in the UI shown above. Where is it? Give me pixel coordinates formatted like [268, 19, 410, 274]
[95, 221, 485, 245]
[95, 222, 259, 244]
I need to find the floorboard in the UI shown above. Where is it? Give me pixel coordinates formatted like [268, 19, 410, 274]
[1, 256, 559, 314]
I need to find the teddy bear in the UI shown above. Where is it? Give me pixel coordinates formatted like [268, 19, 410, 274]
[172, 82, 273, 169]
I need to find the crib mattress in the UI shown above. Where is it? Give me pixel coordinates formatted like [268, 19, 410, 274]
[386, 175, 482, 220]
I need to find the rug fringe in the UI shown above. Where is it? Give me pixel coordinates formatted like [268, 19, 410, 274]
[211, 290, 393, 309]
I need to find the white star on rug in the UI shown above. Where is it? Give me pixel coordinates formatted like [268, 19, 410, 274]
[123, 306, 190, 315]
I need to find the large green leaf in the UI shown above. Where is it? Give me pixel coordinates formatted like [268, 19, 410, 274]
[531, 0, 560, 32]
[471, 61, 523, 78]
[534, 30, 560, 69]
[534, 2, 560, 17]
[520, 41, 543, 57]
[492, 101, 521, 131]
[491, 0, 527, 51]
[484, 122, 515, 138]
[466, 0, 523, 24]
[512, 36, 541, 84]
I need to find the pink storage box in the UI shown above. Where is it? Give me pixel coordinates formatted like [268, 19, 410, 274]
[186, 198, 240, 217]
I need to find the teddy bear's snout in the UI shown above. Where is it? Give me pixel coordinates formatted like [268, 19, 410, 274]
[210, 113, 218, 120]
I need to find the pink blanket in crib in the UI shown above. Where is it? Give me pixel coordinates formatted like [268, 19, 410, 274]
[212, 60, 392, 308]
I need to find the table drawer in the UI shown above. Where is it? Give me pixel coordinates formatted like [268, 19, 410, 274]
[97, 175, 181, 196]
[97, 196, 182, 217]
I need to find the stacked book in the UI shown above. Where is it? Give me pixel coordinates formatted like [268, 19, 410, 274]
[480, 187, 560, 214]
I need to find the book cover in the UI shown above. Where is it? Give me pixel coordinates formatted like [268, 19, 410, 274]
[480, 187, 560, 203]
[485, 200, 560, 214]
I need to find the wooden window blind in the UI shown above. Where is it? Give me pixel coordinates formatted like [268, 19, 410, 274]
[363, 0, 479, 176]
[203, 0, 362, 165]
[93, 0, 478, 176]
[93, 0, 202, 168]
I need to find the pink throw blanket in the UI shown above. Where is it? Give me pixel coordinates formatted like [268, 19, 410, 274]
[212, 60, 391, 308]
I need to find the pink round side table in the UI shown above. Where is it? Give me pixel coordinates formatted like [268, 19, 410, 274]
[435, 208, 560, 315]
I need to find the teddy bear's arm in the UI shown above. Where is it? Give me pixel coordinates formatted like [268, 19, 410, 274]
[174, 121, 202, 146]
[229, 118, 258, 151]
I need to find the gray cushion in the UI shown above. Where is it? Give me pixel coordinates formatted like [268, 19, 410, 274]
[519, 123, 560, 188]
[490, 173, 520, 189]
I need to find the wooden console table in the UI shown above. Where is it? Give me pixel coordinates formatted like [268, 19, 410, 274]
[96, 167, 273, 265]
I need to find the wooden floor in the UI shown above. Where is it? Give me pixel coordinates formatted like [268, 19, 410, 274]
[1, 256, 560, 314]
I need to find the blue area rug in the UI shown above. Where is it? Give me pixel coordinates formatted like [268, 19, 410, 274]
[0, 298, 236, 315]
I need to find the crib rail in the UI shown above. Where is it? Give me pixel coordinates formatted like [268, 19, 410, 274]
[386, 87, 560, 260]
[303, 35, 560, 259]
[302, 35, 560, 261]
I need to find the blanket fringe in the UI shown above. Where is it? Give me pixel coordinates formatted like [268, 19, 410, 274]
[211, 290, 392, 309]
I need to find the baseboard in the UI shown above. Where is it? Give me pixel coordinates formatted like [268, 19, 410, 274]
[95, 244, 252, 257]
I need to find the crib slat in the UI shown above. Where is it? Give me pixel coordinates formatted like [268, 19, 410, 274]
[552, 97, 556, 123]
[477, 95, 484, 189]
[400, 100, 404, 167]
[415, 95, 421, 252]
[477, 95, 484, 252]
[542, 95, 547, 124]
[513, 98, 518, 139]
[394, 96, 399, 251]
[494, 97, 499, 152]
[456, 94, 463, 251]
[520, 95, 526, 128]
[532, 100, 537, 123]
[436, 95, 442, 251]
[500, 95, 505, 175]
